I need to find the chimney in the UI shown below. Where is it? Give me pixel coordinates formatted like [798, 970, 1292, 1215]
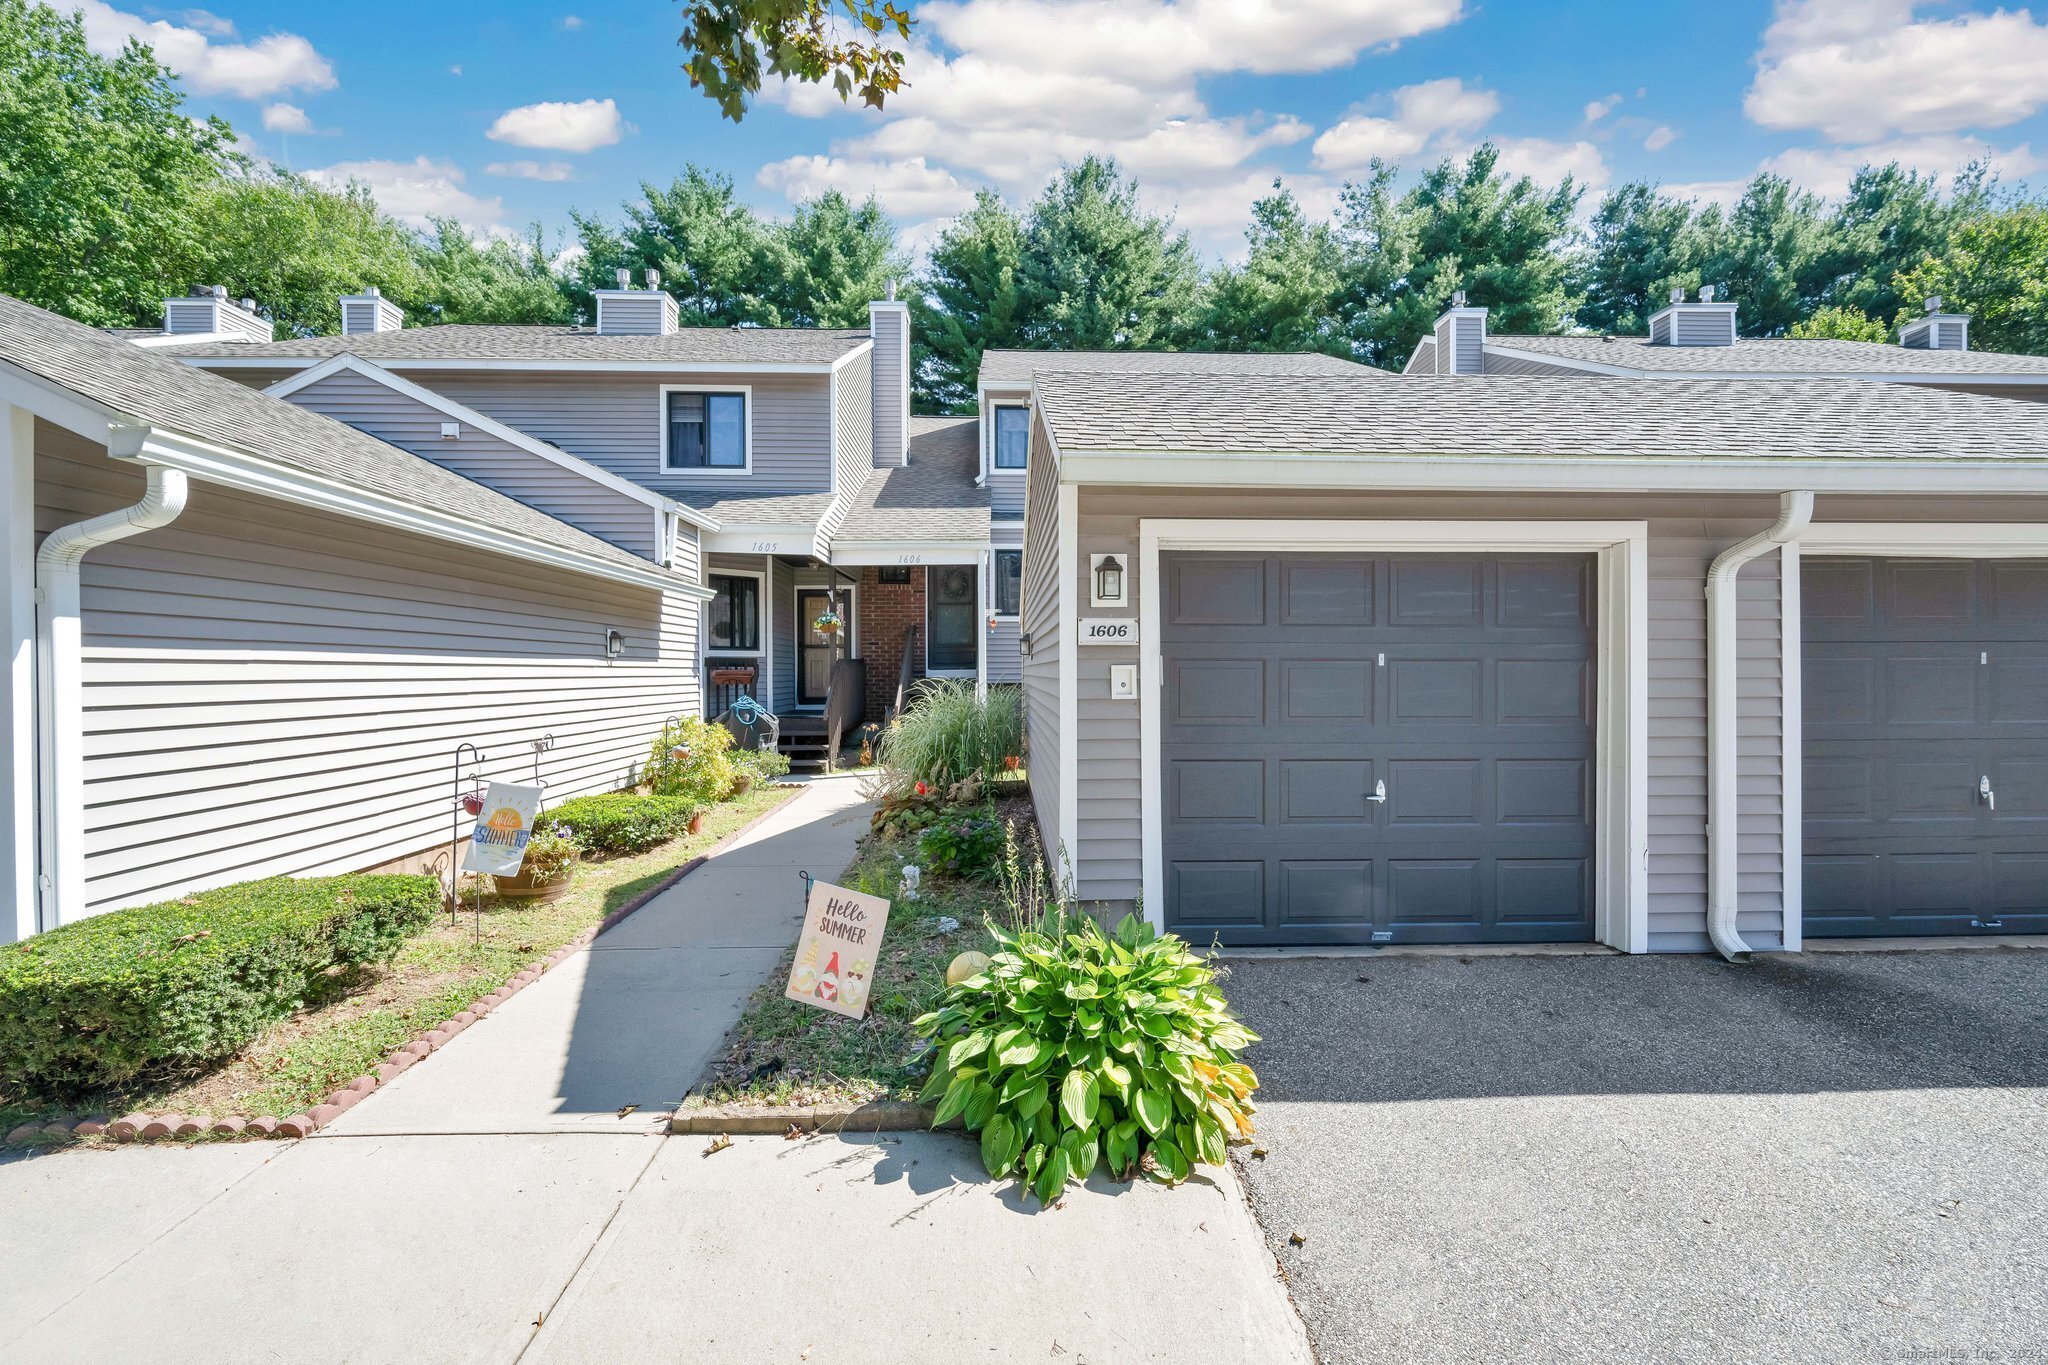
[339, 284, 404, 334]
[1900, 296, 1970, 351]
[1648, 286, 1737, 346]
[593, 267, 679, 336]
[1431, 291, 1487, 375]
[869, 280, 910, 467]
[161, 284, 272, 343]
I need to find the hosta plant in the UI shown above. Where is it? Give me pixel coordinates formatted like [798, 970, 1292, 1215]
[914, 911, 1259, 1205]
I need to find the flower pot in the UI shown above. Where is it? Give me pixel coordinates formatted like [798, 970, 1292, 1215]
[460, 790, 486, 816]
[686, 810, 706, 835]
[732, 773, 754, 795]
[671, 746, 691, 761]
[491, 853, 580, 902]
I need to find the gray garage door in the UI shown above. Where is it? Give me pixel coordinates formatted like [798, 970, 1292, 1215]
[1804, 556, 2048, 937]
[1160, 552, 1596, 947]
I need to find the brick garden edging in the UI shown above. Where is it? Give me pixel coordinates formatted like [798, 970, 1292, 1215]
[6, 787, 804, 1151]
[671, 1097, 958, 1136]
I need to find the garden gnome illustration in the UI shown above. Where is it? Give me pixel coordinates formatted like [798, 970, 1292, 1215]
[840, 958, 872, 1012]
[792, 940, 820, 994]
[816, 951, 840, 1003]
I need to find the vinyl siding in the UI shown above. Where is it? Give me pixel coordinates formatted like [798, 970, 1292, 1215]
[1020, 423, 1064, 873]
[1923, 382, 2048, 405]
[35, 423, 700, 920]
[1062, 488, 1796, 949]
[870, 310, 907, 466]
[834, 350, 874, 494]
[417, 370, 834, 495]
[1484, 351, 1593, 376]
[986, 617, 1022, 682]
[281, 369, 659, 558]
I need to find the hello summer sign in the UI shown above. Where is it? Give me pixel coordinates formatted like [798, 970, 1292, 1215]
[786, 881, 891, 1020]
[460, 781, 543, 877]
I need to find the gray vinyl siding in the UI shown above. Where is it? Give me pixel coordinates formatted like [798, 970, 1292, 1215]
[986, 617, 1022, 682]
[1675, 310, 1735, 346]
[871, 310, 907, 466]
[199, 367, 301, 391]
[983, 399, 1030, 518]
[1924, 382, 2048, 405]
[1020, 424, 1064, 872]
[283, 369, 659, 558]
[417, 371, 834, 496]
[593, 294, 675, 336]
[34, 423, 699, 920]
[835, 350, 874, 494]
[1485, 351, 1591, 377]
[1063, 488, 1797, 949]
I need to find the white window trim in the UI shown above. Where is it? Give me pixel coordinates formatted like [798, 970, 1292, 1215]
[701, 566, 767, 656]
[1135, 518, 1651, 952]
[990, 547, 1023, 621]
[791, 580, 857, 710]
[991, 403, 1031, 474]
[1787, 522, 2048, 951]
[926, 562, 981, 678]
[659, 383, 753, 476]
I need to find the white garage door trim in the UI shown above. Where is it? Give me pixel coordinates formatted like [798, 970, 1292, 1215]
[1790, 522, 2048, 949]
[1137, 519, 1651, 953]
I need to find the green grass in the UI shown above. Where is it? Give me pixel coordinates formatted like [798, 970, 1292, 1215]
[0, 783, 800, 1137]
[699, 819, 1004, 1108]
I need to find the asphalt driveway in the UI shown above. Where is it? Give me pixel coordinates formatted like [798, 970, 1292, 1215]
[1225, 947, 2048, 1364]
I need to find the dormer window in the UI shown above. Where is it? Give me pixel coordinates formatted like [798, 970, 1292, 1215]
[664, 388, 748, 471]
[993, 405, 1029, 469]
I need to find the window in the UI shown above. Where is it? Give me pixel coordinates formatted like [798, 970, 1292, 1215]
[993, 405, 1029, 470]
[665, 390, 747, 470]
[993, 550, 1022, 617]
[928, 565, 978, 671]
[706, 574, 759, 651]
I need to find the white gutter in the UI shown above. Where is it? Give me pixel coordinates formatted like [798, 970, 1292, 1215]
[1705, 490, 1813, 961]
[35, 442, 189, 931]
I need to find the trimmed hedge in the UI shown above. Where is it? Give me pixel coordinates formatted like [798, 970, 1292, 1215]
[0, 874, 441, 1098]
[546, 793, 700, 855]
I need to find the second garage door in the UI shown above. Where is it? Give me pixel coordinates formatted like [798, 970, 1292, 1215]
[1804, 556, 2048, 937]
[1160, 551, 1596, 947]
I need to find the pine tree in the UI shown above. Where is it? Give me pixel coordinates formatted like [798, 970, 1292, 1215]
[912, 191, 1027, 412]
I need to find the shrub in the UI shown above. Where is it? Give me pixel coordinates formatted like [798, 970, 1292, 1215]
[503, 823, 581, 886]
[914, 912, 1260, 1205]
[645, 716, 737, 803]
[879, 681, 1023, 790]
[731, 745, 792, 783]
[547, 793, 699, 855]
[916, 810, 1005, 880]
[0, 874, 442, 1098]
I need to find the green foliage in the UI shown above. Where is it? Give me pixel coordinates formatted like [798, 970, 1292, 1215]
[646, 716, 739, 803]
[1193, 183, 1346, 355]
[677, 0, 913, 122]
[731, 745, 793, 783]
[1790, 305, 1889, 342]
[1896, 203, 2048, 357]
[916, 810, 1005, 880]
[1575, 183, 1709, 335]
[0, 874, 441, 1096]
[913, 191, 1028, 411]
[1018, 157, 1202, 352]
[0, 0, 233, 327]
[545, 793, 700, 855]
[1818, 163, 1991, 324]
[768, 189, 911, 327]
[410, 219, 575, 325]
[914, 912, 1260, 1202]
[878, 681, 1023, 790]
[499, 823, 580, 885]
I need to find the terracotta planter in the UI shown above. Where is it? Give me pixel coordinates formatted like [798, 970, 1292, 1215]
[491, 853, 580, 902]
[732, 773, 754, 795]
[687, 811, 706, 836]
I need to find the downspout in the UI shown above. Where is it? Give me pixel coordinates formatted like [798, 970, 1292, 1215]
[1705, 489, 1812, 962]
[35, 447, 188, 931]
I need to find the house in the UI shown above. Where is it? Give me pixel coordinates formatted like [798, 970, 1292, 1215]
[1014, 301, 2048, 955]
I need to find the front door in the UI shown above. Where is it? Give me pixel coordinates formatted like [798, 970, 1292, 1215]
[797, 588, 849, 707]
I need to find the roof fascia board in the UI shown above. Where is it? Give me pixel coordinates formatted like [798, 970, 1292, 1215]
[1402, 336, 1435, 375]
[1482, 342, 2048, 384]
[701, 523, 820, 555]
[130, 331, 234, 348]
[1055, 448, 2048, 496]
[829, 539, 987, 565]
[829, 338, 875, 373]
[180, 355, 846, 376]
[262, 354, 721, 531]
[0, 362, 126, 445]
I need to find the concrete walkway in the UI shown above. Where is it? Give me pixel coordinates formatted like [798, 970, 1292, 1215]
[0, 775, 1313, 1364]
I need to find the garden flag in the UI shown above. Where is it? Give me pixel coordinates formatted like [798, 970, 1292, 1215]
[461, 781, 543, 877]
[786, 880, 891, 1019]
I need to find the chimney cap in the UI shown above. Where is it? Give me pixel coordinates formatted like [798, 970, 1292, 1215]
[1699, 284, 1716, 303]
[1451, 289, 1466, 308]
[1925, 295, 1943, 314]
[886, 278, 898, 302]
[614, 267, 631, 289]
[364, 284, 381, 298]
[645, 268, 662, 290]
[1670, 287, 1685, 304]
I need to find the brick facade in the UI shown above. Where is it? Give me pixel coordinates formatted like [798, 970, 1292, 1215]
[857, 566, 926, 721]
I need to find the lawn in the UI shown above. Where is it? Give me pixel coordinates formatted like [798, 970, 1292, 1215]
[0, 782, 799, 1136]
[697, 788, 1036, 1108]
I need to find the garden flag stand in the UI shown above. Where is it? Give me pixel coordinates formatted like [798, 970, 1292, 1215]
[785, 876, 891, 1019]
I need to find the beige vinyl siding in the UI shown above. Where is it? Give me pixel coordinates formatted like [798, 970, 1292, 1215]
[1922, 382, 2048, 405]
[986, 617, 1022, 682]
[282, 369, 659, 558]
[1064, 487, 1796, 949]
[35, 424, 699, 918]
[870, 310, 907, 466]
[1020, 423, 1064, 869]
[417, 370, 834, 494]
[982, 394, 1031, 518]
[834, 350, 874, 493]
[1485, 352, 1594, 376]
[196, 367, 301, 391]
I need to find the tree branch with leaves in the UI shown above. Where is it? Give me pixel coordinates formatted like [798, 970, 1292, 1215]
[678, 0, 914, 121]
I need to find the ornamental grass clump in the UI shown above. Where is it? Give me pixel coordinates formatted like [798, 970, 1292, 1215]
[914, 911, 1259, 1205]
[879, 680, 1023, 791]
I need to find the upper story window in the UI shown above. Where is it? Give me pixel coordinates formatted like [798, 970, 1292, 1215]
[665, 389, 748, 471]
[993, 550, 1022, 617]
[993, 405, 1029, 470]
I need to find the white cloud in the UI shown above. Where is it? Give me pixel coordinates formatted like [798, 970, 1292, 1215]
[1759, 136, 2041, 198]
[485, 98, 626, 153]
[260, 103, 313, 133]
[1644, 125, 1679, 152]
[1658, 179, 1749, 210]
[562, 14, 584, 28]
[448, 64, 463, 76]
[1747, 0, 2048, 140]
[486, 159, 576, 182]
[77, 1, 335, 98]
[1312, 78, 1499, 170]
[1583, 93, 1622, 124]
[307, 156, 504, 231]
[757, 155, 979, 219]
[1487, 136, 1609, 193]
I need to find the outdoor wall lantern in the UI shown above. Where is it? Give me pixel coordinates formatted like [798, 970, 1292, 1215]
[604, 628, 626, 658]
[1091, 553, 1127, 608]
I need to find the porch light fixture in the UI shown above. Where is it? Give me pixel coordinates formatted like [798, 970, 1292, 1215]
[604, 628, 626, 658]
[1091, 554, 1126, 608]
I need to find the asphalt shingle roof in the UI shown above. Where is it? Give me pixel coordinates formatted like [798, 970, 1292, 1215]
[836, 417, 990, 543]
[672, 488, 841, 526]
[978, 348, 1377, 387]
[1034, 369, 2048, 460]
[161, 323, 871, 365]
[0, 296, 676, 578]
[1490, 333, 2048, 377]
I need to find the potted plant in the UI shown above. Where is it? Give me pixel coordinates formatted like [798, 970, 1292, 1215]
[460, 787, 486, 817]
[686, 807, 707, 835]
[490, 823, 582, 901]
[813, 608, 842, 637]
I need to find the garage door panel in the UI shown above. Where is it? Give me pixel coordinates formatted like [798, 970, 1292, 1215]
[1805, 555, 2048, 938]
[1388, 657, 1481, 722]
[1281, 659, 1373, 721]
[1495, 859, 1592, 926]
[1386, 759, 1481, 825]
[1498, 758, 1589, 825]
[1387, 860, 1481, 927]
[1280, 759, 1374, 824]
[1170, 759, 1264, 823]
[1281, 558, 1373, 626]
[1168, 556, 1266, 626]
[1496, 556, 1592, 627]
[1497, 659, 1589, 725]
[1390, 559, 1482, 626]
[1278, 861, 1374, 927]
[1169, 861, 1265, 928]
[1169, 658, 1265, 725]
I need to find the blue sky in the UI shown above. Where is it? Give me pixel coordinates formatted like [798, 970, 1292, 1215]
[74, 0, 2048, 260]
